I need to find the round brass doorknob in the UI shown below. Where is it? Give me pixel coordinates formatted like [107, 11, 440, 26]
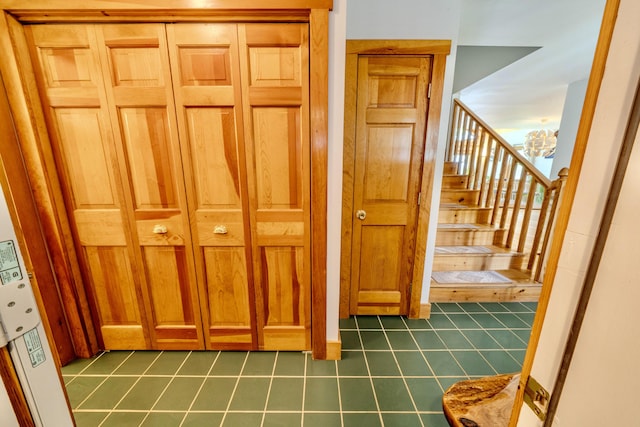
[356, 210, 366, 220]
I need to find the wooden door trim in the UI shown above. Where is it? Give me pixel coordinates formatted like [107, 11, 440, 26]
[0, 348, 35, 426]
[0, 13, 99, 359]
[0, 1, 332, 358]
[339, 39, 451, 318]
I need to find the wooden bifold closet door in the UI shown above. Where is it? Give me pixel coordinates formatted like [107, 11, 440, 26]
[25, 22, 311, 351]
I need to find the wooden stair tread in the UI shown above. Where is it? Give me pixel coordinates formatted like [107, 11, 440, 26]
[433, 247, 526, 272]
[429, 269, 541, 302]
[440, 188, 480, 205]
[442, 174, 469, 189]
[437, 223, 500, 231]
[434, 245, 522, 256]
[431, 269, 533, 285]
[439, 205, 492, 225]
[439, 203, 488, 209]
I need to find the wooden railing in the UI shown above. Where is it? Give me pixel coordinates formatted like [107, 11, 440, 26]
[447, 99, 568, 282]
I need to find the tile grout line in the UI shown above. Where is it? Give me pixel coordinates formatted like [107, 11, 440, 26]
[453, 304, 521, 377]
[451, 304, 502, 377]
[430, 308, 474, 382]
[335, 354, 344, 427]
[137, 350, 194, 426]
[380, 317, 425, 427]
[460, 303, 532, 374]
[355, 316, 384, 427]
[219, 351, 250, 426]
[259, 351, 279, 427]
[73, 350, 161, 425]
[93, 351, 140, 427]
[456, 307, 502, 377]
[178, 350, 221, 427]
[404, 313, 450, 394]
[67, 350, 131, 396]
[62, 350, 108, 387]
[301, 350, 308, 427]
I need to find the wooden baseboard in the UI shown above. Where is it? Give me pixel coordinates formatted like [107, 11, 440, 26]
[325, 336, 342, 360]
[419, 303, 432, 319]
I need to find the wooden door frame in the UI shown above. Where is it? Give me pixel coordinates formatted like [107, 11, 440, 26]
[0, 0, 332, 360]
[0, 348, 34, 426]
[340, 40, 451, 319]
[509, 0, 620, 423]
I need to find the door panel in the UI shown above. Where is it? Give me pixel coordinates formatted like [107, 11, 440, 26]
[350, 56, 431, 315]
[204, 247, 253, 346]
[167, 23, 257, 349]
[142, 247, 198, 342]
[85, 247, 146, 348]
[26, 25, 151, 349]
[27, 22, 312, 352]
[119, 108, 178, 209]
[95, 24, 203, 349]
[240, 23, 311, 350]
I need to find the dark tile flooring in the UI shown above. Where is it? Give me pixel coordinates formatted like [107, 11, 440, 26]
[62, 302, 535, 426]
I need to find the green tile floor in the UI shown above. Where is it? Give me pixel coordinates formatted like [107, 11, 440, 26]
[62, 302, 535, 426]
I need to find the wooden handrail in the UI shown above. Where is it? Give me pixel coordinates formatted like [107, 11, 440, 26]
[446, 98, 567, 282]
[451, 99, 552, 187]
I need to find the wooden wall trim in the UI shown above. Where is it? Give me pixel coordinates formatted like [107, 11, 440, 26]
[0, 12, 98, 359]
[0, 0, 333, 12]
[310, 8, 329, 360]
[339, 40, 451, 319]
[339, 51, 358, 319]
[0, 348, 34, 427]
[419, 303, 432, 319]
[0, 73, 76, 366]
[346, 39, 451, 55]
[410, 53, 447, 318]
[326, 337, 342, 361]
[508, 0, 620, 424]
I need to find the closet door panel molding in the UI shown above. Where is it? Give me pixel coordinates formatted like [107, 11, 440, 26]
[25, 24, 152, 349]
[95, 23, 204, 349]
[240, 23, 311, 350]
[168, 23, 257, 349]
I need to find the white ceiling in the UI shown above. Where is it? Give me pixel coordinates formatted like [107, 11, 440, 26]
[457, 0, 607, 134]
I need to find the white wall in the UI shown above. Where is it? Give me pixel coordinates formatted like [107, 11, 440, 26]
[325, 1, 462, 337]
[518, 0, 640, 424]
[326, 0, 347, 342]
[550, 78, 589, 179]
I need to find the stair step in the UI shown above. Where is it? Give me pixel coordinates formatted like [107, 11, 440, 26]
[433, 246, 525, 271]
[443, 161, 458, 174]
[429, 269, 541, 303]
[440, 189, 480, 205]
[435, 224, 504, 246]
[442, 174, 468, 189]
[439, 205, 491, 224]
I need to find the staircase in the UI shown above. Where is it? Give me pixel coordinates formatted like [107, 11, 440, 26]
[429, 100, 568, 302]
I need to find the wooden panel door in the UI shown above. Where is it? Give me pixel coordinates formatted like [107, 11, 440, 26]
[239, 24, 311, 350]
[167, 24, 257, 350]
[25, 25, 151, 349]
[94, 24, 204, 349]
[350, 56, 431, 315]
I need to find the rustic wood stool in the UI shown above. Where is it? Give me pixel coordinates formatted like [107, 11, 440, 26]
[442, 373, 519, 426]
